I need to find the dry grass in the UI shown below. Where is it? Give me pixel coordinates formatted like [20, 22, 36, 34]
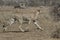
[0, 6, 60, 40]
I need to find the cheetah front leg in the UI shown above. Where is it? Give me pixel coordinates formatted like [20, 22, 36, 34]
[34, 21, 43, 31]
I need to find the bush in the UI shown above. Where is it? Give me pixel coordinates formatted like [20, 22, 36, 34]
[50, 4, 60, 22]
[51, 28, 60, 38]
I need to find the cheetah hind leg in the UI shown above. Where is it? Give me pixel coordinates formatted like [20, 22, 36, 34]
[19, 25, 29, 32]
[3, 27, 7, 32]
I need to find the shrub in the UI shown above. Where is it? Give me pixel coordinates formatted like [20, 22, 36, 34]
[51, 28, 60, 38]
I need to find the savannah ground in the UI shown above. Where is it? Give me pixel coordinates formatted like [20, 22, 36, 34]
[0, 6, 60, 40]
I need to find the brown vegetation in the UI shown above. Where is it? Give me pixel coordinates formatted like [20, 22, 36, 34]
[0, 6, 60, 40]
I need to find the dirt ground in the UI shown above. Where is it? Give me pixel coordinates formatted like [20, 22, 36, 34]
[0, 6, 60, 40]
